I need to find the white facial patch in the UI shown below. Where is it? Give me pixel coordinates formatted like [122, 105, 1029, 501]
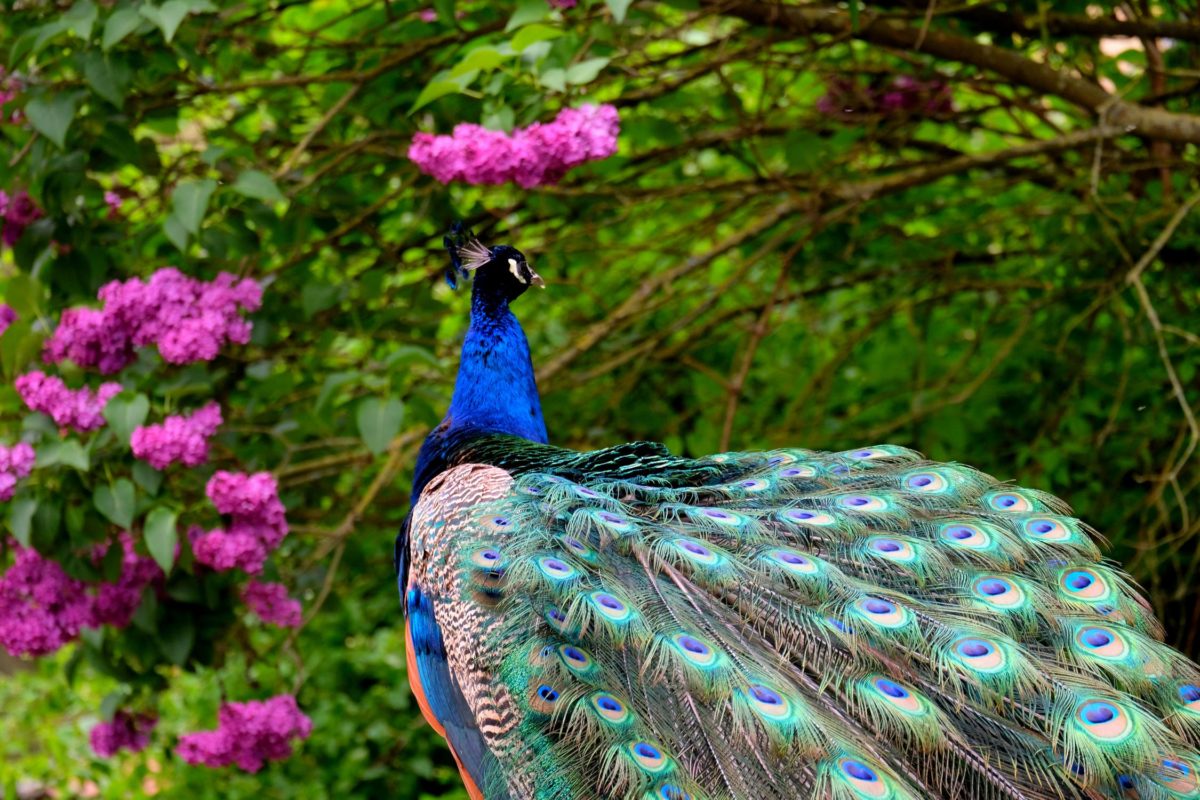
[508, 258, 526, 283]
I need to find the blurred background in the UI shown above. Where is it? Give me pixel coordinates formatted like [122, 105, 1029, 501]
[1, 0, 1198, 797]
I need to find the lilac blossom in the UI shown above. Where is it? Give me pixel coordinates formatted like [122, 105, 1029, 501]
[44, 267, 262, 374]
[241, 580, 302, 628]
[0, 190, 43, 248]
[0, 546, 95, 657]
[0, 442, 35, 501]
[14, 370, 123, 433]
[408, 103, 620, 188]
[131, 402, 223, 470]
[91, 533, 163, 628]
[190, 472, 289, 574]
[90, 711, 157, 757]
[177, 694, 312, 772]
[0, 304, 16, 336]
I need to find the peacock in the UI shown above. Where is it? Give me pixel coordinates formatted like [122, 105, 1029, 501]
[397, 226, 1200, 800]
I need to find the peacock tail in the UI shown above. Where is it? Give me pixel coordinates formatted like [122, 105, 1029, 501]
[406, 440, 1200, 800]
[400, 229, 1200, 800]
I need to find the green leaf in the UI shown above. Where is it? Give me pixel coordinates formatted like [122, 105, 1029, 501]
[512, 23, 563, 52]
[566, 57, 610, 85]
[63, 0, 99, 40]
[143, 507, 178, 574]
[356, 397, 404, 455]
[539, 68, 566, 92]
[32, 503, 61, 551]
[83, 51, 131, 107]
[232, 169, 285, 203]
[302, 282, 340, 318]
[172, 179, 217, 234]
[25, 94, 78, 149]
[140, 0, 191, 43]
[36, 441, 90, 471]
[5, 274, 44, 318]
[408, 80, 462, 114]
[103, 6, 144, 50]
[159, 614, 194, 665]
[451, 47, 510, 77]
[99, 689, 127, 722]
[94, 479, 136, 529]
[8, 498, 38, 548]
[133, 461, 164, 496]
[163, 214, 189, 251]
[103, 392, 150, 444]
[507, 0, 550, 30]
[432, 0, 455, 22]
[606, 0, 634, 23]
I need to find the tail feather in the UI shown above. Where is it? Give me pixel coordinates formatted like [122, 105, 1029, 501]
[406, 446, 1200, 800]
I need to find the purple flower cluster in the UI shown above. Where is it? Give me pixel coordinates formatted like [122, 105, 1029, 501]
[0, 442, 35, 501]
[241, 580, 302, 628]
[90, 711, 157, 758]
[0, 536, 162, 658]
[408, 103, 620, 188]
[0, 190, 43, 249]
[0, 546, 94, 657]
[0, 304, 16, 336]
[44, 267, 263, 374]
[817, 75, 954, 118]
[190, 472, 288, 574]
[177, 694, 312, 772]
[15, 370, 123, 433]
[131, 402, 223, 470]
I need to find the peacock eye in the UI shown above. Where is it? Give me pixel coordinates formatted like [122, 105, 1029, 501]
[508, 258, 525, 282]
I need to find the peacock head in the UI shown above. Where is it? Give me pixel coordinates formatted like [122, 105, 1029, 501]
[443, 223, 544, 301]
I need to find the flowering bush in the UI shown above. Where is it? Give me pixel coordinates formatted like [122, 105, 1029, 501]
[132, 402, 223, 469]
[178, 695, 313, 772]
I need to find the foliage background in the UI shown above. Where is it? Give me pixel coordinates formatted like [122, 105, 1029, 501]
[1, 0, 1199, 796]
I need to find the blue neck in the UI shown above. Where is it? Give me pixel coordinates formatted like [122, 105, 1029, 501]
[443, 287, 548, 444]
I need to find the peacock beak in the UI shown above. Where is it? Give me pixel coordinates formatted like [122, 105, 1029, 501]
[529, 268, 545, 288]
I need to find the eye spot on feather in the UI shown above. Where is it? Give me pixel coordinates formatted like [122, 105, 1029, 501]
[938, 522, 993, 550]
[1074, 699, 1133, 742]
[537, 556, 577, 581]
[778, 465, 818, 478]
[529, 683, 561, 714]
[1059, 568, 1111, 602]
[557, 643, 595, 674]
[545, 606, 573, 634]
[767, 548, 820, 575]
[589, 692, 632, 725]
[672, 538, 723, 568]
[903, 471, 948, 493]
[826, 616, 853, 635]
[984, 490, 1033, 512]
[780, 508, 837, 526]
[835, 757, 894, 799]
[837, 494, 890, 512]
[1158, 757, 1200, 794]
[669, 633, 722, 669]
[574, 485, 601, 499]
[853, 596, 911, 628]
[867, 675, 928, 716]
[738, 478, 770, 492]
[589, 591, 636, 623]
[1022, 517, 1072, 542]
[744, 683, 793, 721]
[1179, 684, 1200, 713]
[867, 536, 916, 562]
[971, 575, 1026, 610]
[950, 636, 1008, 673]
[627, 741, 671, 773]
[658, 785, 692, 800]
[1073, 625, 1129, 661]
[847, 449, 881, 460]
[558, 534, 597, 562]
[470, 547, 504, 572]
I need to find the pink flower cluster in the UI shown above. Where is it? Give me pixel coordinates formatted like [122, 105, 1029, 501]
[177, 694, 312, 772]
[0, 546, 93, 657]
[131, 402, 223, 470]
[90, 711, 157, 757]
[0, 304, 16, 336]
[44, 267, 262, 374]
[15, 370, 122, 433]
[0, 537, 161, 658]
[817, 75, 954, 118]
[241, 580, 302, 628]
[0, 442, 35, 501]
[0, 190, 43, 248]
[190, 472, 288, 574]
[408, 103, 620, 188]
